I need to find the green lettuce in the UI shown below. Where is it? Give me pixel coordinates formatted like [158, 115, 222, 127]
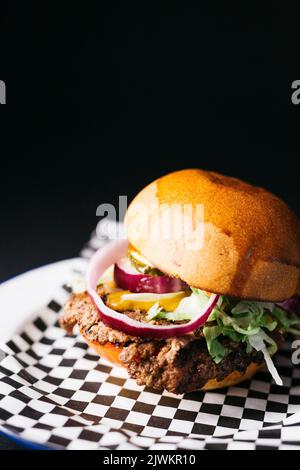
[202, 325, 230, 363]
[203, 297, 300, 367]
[147, 290, 300, 368]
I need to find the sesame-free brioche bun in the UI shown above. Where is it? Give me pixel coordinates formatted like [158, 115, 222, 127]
[84, 338, 264, 391]
[125, 169, 300, 301]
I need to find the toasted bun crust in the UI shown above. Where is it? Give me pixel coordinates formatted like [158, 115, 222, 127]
[200, 362, 264, 391]
[125, 169, 300, 301]
[85, 338, 263, 391]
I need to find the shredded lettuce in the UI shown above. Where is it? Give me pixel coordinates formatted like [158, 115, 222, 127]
[248, 332, 282, 386]
[146, 288, 300, 385]
[147, 302, 194, 322]
[202, 325, 230, 363]
[147, 302, 163, 321]
[146, 301, 200, 322]
[271, 306, 300, 333]
[146, 291, 212, 322]
[151, 311, 198, 322]
[203, 297, 300, 383]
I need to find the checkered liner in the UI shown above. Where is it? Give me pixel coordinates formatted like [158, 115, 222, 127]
[1, 220, 300, 450]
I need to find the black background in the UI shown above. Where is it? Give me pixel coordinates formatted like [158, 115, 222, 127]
[0, 2, 299, 451]
[1, 4, 299, 283]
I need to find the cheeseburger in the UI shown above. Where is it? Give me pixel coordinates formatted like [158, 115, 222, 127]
[60, 169, 300, 393]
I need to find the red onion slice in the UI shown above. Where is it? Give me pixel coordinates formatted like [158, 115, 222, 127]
[114, 259, 188, 293]
[86, 240, 219, 339]
[277, 297, 300, 316]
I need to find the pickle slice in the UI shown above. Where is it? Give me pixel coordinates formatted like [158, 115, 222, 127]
[128, 249, 163, 276]
[106, 289, 187, 312]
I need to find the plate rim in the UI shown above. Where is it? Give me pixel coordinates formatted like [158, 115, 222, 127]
[0, 257, 87, 344]
[0, 427, 55, 450]
[0, 259, 87, 449]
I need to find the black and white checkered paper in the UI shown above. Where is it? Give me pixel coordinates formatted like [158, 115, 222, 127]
[1, 220, 300, 450]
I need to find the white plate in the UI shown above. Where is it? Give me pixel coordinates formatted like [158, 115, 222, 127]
[0, 259, 87, 344]
[0, 258, 299, 450]
[0, 259, 87, 448]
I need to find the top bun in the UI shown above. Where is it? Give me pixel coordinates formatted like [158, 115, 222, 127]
[125, 169, 300, 301]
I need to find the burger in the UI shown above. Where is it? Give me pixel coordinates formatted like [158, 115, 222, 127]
[60, 169, 300, 393]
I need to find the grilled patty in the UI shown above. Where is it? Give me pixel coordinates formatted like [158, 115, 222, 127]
[60, 286, 278, 393]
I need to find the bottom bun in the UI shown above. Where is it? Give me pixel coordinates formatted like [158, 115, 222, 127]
[84, 336, 265, 392]
[200, 362, 264, 391]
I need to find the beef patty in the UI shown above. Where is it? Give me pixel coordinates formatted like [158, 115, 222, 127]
[60, 286, 274, 394]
